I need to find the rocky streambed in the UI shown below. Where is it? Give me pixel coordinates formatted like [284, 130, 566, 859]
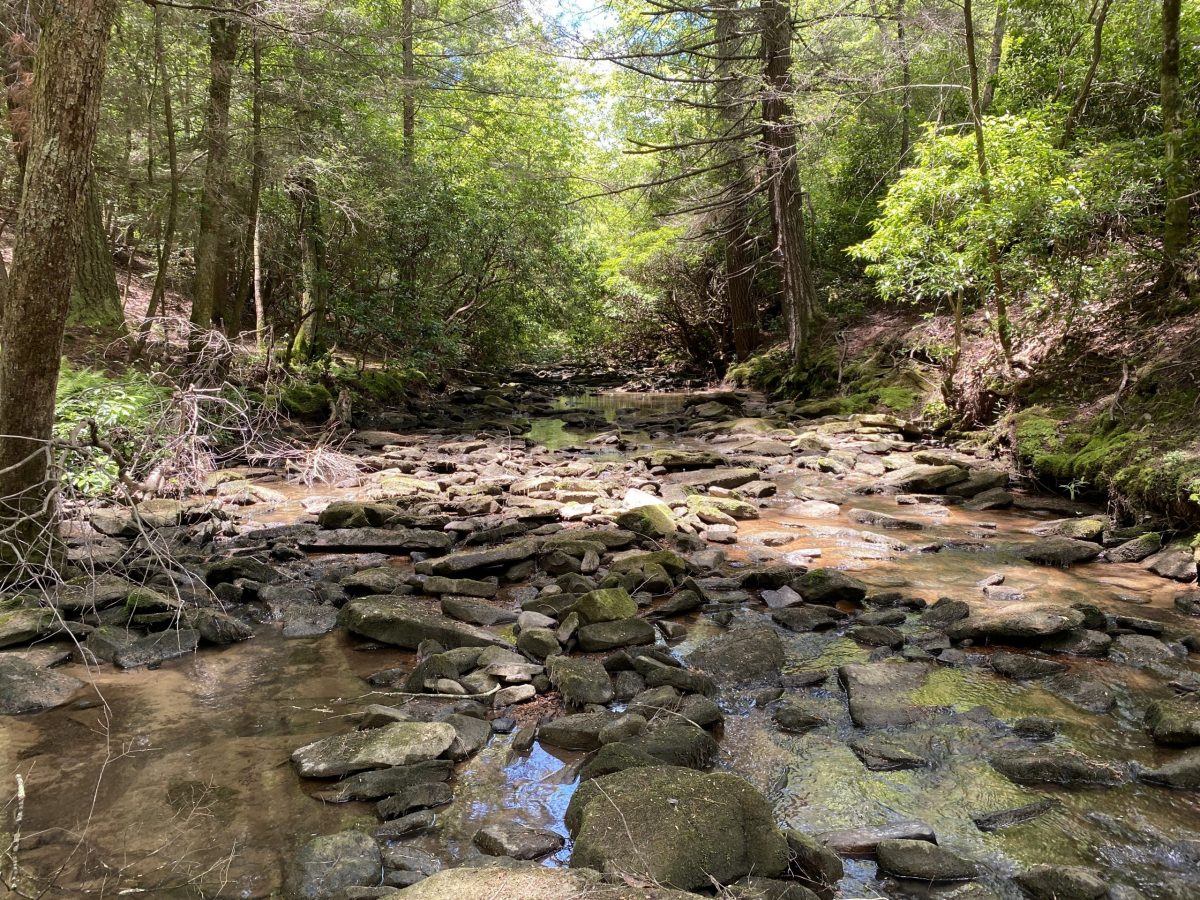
[2, 380, 1200, 899]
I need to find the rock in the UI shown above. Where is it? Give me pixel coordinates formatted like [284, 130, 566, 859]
[301, 527, 453, 554]
[286, 830, 381, 900]
[539, 711, 619, 751]
[114, 628, 201, 668]
[623, 722, 719, 769]
[574, 588, 637, 624]
[1145, 698, 1200, 746]
[283, 605, 340, 638]
[838, 662, 928, 728]
[440, 595, 517, 628]
[341, 597, 510, 650]
[1039, 628, 1112, 657]
[317, 500, 399, 529]
[876, 465, 968, 493]
[963, 487, 1014, 510]
[616, 502, 676, 538]
[686, 625, 784, 683]
[817, 820, 935, 856]
[342, 567, 412, 596]
[846, 625, 903, 648]
[375, 810, 437, 840]
[377, 782, 453, 819]
[990, 650, 1067, 679]
[920, 598, 970, 627]
[0, 607, 57, 648]
[1107, 533, 1162, 563]
[849, 733, 928, 771]
[670, 467, 760, 490]
[185, 608, 253, 644]
[771, 606, 839, 633]
[990, 749, 1124, 786]
[1138, 748, 1200, 788]
[312, 760, 452, 802]
[1110, 633, 1177, 667]
[473, 823, 565, 860]
[415, 540, 540, 577]
[642, 449, 727, 469]
[204, 557, 280, 585]
[782, 830, 843, 899]
[972, 799, 1059, 832]
[566, 765, 788, 891]
[848, 509, 922, 530]
[762, 585, 803, 609]
[516, 626, 561, 660]
[792, 569, 867, 604]
[0, 657, 84, 714]
[445, 714, 491, 760]
[1010, 537, 1101, 567]
[1147, 547, 1197, 582]
[516, 610, 555, 631]
[1044, 672, 1116, 713]
[494, 684, 536, 706]
[382, 866, 692, 899]
[875, 839, 978, 881]
[947, 603, 1084, 641]
[1014, 865, 1108, 900]
[576, 618, 656, 652]
[547, 655, 614, 705]
[291, 722, 456, 777]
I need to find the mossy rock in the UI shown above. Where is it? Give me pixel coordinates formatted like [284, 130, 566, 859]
[616, 503, 676, 538]
[280, 382, 333, 421]
[573, 588, 637, 624]
[566, 765, 789, 890]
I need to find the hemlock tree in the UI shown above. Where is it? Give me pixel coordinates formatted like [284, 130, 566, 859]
[0, 0, 118, 566]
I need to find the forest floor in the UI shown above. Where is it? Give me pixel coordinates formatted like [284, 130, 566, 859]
[3, 369, 1200, 898]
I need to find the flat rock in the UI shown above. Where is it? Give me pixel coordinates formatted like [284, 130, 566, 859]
[387, 866, 699, 899]
[686, 625, 784, 684]
[291, 721, 456, 777]
[312, 760, 453, 802]
[114, 628, 200, 669]
[300, 527, 452, 554]
[1138, 748, 1200, 788]
[1009, 537, 1101, 567]
[990, 749, 1125, 786]
[473, 823, 565, 860]
[440, 595, 518, 628]
[415, 540, 541, 576]
[1146, 698, 1200, 746]
[0, 607, 58, 649]
[285, 830, 381, 900]
[838, 662, 928, 728]
[947, 603, 1084, 641]
[876, 839, 978, 881]
[576, 618, 656, 652]
[0, 657, 84, 715]
[341, 596, 511, 650]
[1014, 865, 1108, 900]
[547, 655, 614, 705]
[818, 820, 935, 856]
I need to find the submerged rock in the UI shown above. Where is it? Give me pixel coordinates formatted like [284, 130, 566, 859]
[990, 749, 1125, 786]
[1014, 865, 1108, 900]
[291, 722, 456, 777]
[285, 830, 381, 900]
[817, 820, 935, 856]
[566, 765, 788, 890]
[838, 662, 928, 728]
[686, 625, 784, 683]
[1138, 748, 1200, 788]
[473, 823, 565, 860]
[947, 603, 1084, 641]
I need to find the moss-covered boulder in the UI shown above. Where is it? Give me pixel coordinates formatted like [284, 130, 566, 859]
[1146, 699, 1200, 746]
[686, 494, 758, 522]
[574, 588, 637, 624]
[616, 502, 676, 538]
[279, 382, 333, 421]
[566, 765, 789, 890]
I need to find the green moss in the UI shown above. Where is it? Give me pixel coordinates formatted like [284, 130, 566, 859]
[279, 382, 333, 421]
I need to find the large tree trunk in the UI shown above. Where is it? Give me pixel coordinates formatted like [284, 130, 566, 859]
[68, 181, 123, 330]
[715, 0, 758, 359]
[189, 14, 241, 335]
[289, 171, 328, 361]
[1161, 0, 1188, 283]
[964, 0, 1014, 367]
[0, 0, 116, 571]
[761, 0, 818, 365]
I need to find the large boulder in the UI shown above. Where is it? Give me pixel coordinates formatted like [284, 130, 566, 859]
[566, 765, 789, 891]
[574, 588, 638, 624]
[0, 657, 84, 714]
[1145, 699, 1200, 746]
[1009, 538, 1102, 567]
[340, 596, 511, 650]
[791, 569, 868, 605]
[285, 830, 381, 899]
[0, 608, 58, 649]
[876, 465, 968, 494]
[547, 655, 614, 705]
[875, 839, 979, 881]
[291, 721, 455, 777]
[946, 603, 1084, 641]
[685, 625, 784, 684]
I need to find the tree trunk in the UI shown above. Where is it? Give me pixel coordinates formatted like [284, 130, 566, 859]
[0, 0, 116, 570]
[1059, 0, 1112, 148]
[897, 0, 912, 161]
[715, 0, 758, 359]
[68, 180, 123, 330]
[1161, 0, 1188, 282]
[964, 0, 1014, 367]
[761, 0, 818, 364]
[289, 171, 327, 361]
[402, 0, 416, 164]
[139, 4, 180, 352]
[980, 0, 1007, 112]
[189, 13, 241, 335]
[240, 15, 266, 345]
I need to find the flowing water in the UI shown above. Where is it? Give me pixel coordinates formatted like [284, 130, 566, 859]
[3, 388, 1199, 898]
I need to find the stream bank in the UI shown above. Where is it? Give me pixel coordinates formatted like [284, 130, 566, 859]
[2, 376, 1199, 899]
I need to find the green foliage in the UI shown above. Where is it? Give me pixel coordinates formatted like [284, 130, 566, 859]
[54, 365, 169, 496]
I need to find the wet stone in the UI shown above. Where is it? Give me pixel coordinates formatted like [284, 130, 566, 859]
[817, 820, 935, 856]
[285, 830, 381, 900]
[291, 722, 456, 778]
[376, 781, 453, 819]
[473, 823, 565, 860]
[0, 657, 85, 715]
[876, 839, 978, 881]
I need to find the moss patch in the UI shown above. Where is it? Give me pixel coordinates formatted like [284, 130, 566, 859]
[279, 382, 333, 421]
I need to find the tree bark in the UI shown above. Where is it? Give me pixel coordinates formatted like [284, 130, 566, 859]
[761, 0, 818, 364]
[980, 0, 1007, 112]
[67, 180, 123, 330]
[189, 13, 241, 335]
[0, 0, 117, 568]
[964, 0, 1014, 367]
[715, 0, 758, 359]
[289, 171, 327, 361]
[1161, 0, 1188, 282]
[1059, 0, 1112, 148]
[239, 14, 266, 345]
[402, 0, 416, 164]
